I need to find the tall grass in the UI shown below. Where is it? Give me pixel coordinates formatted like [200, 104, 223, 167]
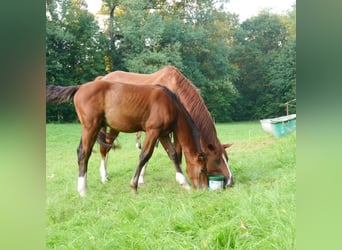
[46, 122, 296, 249]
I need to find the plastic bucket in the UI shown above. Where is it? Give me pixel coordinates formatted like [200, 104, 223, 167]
[208, 175, 224, 190]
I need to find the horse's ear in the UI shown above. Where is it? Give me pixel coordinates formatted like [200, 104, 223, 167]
[222, 143, 233, 149]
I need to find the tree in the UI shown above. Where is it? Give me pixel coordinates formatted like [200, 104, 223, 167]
[46, 0, 296, 123]
[99, 0, 239, 121]
[229, 11, 293, 120]
[111, 0, 183, 73]
[202, 79, 238, 122]
[262, 7, 296, 117]
[169, 6, 239, 121]
[46, 0, 107, 122]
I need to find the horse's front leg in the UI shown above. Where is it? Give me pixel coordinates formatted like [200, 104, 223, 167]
[136, 132, 158, 186]
[130, 130, 159, 193]
[173, 136, 189, 189]
[159, 135, 191, 190]
[138, 164, 147, 186]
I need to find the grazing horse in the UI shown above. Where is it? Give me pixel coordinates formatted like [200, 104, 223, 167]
[46, 80, 208, 197]
[97, 66, 233, 188]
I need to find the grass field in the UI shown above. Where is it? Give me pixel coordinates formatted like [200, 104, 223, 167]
[46, 122, 296, 249]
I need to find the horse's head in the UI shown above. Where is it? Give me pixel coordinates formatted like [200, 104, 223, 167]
[185, 152, 208, 189]
[205, 143, 234, 188]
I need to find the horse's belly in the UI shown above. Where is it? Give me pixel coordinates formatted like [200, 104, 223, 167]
[105, 113, 144, 133]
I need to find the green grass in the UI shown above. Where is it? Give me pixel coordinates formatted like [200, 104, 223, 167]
[46, 122, 296, 249]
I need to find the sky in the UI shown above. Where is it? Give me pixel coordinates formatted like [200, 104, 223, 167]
[225, 0, 295, 22]
[85, 0, 295, 22]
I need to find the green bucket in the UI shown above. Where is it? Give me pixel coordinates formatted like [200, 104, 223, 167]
[208, 175, 224, 190]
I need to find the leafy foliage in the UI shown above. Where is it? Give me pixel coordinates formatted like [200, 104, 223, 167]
[46, 0, 296, 122]
[229, 10, 296, 120]
[46, 0, 107, 121]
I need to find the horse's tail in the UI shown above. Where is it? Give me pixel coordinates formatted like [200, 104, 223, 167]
[46, 85, 80, 104]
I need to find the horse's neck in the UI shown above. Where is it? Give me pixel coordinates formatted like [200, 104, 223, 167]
[175, 85, 219, 148]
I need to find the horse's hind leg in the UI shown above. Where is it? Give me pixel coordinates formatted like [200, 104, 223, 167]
[77, 126, 100, 197]
[136, 131, 142, 149]
[99, 127, 118, 183]
[77, 138, 86, 196]
[136, 132, 147, 186]
[158, 135, 190, 190]
[99, 127, 109, 183]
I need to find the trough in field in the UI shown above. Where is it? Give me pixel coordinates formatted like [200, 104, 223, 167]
[260, 114, 296, 138]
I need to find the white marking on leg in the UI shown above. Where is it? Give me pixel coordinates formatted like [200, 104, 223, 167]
[222, 154, 233, 186]
[99, 153, 109, 183]
[77, 174, 87, 197]
[176, 171, 191, 190]
[138, 164, 146, 186]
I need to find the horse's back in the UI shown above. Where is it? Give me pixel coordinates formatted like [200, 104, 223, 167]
[74, 80, 109, 105]
[102, 66, 178, 88]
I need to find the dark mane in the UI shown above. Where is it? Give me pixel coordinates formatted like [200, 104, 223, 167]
[164, 66, 219, 146]
[156, 84, 202, 153]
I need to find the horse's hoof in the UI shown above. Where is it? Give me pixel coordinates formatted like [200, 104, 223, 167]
[78, 190, 87, 197]
[182, 184, 191, 190]
[130, 178, 139, 193]
[101, 177, 109, 184]
[176, 173, 191, 190]
[138, 177, 144, 186]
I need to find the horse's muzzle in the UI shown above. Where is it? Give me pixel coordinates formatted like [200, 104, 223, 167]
[225, 176, 234, 188]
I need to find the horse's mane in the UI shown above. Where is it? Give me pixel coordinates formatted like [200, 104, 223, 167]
[156, 84, 202, 153]
[164, 66, 219, 146]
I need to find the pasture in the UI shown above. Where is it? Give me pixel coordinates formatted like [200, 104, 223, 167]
[46, 122, 296, 249]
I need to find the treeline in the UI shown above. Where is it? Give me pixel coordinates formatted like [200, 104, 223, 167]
[46, 0, 296, 122]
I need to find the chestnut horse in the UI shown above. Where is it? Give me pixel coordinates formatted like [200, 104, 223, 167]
[97, 66, 233, 188]
[46, 80, 208, 197]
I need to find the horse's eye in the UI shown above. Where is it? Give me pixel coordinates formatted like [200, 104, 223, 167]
[200, 167, 207, 173]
